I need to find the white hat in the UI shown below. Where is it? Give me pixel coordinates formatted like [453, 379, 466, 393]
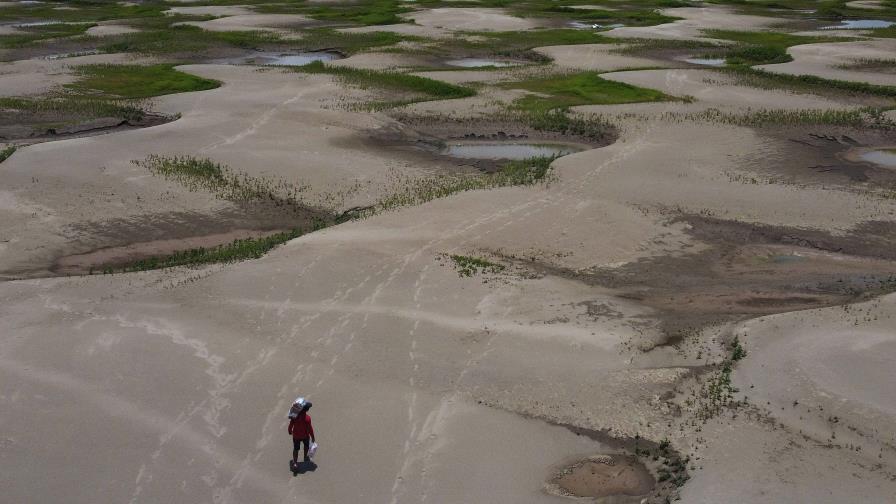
[294, 397, 306, 407]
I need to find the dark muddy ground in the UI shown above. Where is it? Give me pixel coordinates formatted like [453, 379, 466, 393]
[751, 126, 896, 186]
[505, 215, 896, 346]
[0, 200, 332, 279]
[367, 112, 617, 172]
[0, 110, 173, 143]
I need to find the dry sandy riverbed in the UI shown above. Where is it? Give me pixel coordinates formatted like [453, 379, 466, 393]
[2, 3, 896, 504]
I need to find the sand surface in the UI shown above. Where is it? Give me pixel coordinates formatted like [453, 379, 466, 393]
[606, 6, 779, 41]
[0, 53, 151, 96]
[534, 44, 672, 72]
[85, 24, 140, 37]
[2, 4, 896, 504]
[404, 8, 546, 32]
[760, 39, 896, 86]
[165, 5, 254, 17]
[177, 14, 308, 34]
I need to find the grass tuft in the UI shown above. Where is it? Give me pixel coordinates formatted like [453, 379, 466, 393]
[447, 254, 505, 277]
[67, 64, 219, 99]
[0, 145, 16, 163]
[505, 71, 676, 113]
[134, 155, 311, 213]
[107, 229, 310, 274]
[295, 60, 475, 107]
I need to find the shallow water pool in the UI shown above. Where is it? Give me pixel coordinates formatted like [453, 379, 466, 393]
[822, 19, 894, 29]
[683, 57, 726, 66]
[442, 142, 581, 160]
[860, 149, 896, 167]
[445, 58, 517, 68]
[216, 51, 341, 66]
[568, 21, 625, 30]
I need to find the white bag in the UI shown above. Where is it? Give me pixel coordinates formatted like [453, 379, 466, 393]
[308, 441, 318, 459]
[288, 397, 305, 419]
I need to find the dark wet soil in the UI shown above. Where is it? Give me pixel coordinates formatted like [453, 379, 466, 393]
[0, 112, 174, 143]
[552, 455, 655, 500]
[508, 215, 896, 346]
[366, 113, 616, 172]
[37, 200, 332, 278]
[753, 127, 896, 186]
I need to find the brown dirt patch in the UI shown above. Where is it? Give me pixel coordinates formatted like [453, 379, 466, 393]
[508, 216, 896, 346]
[551, 455, 655, 499]
[365, 112, 617, 172]
[35, 200, 332, 278]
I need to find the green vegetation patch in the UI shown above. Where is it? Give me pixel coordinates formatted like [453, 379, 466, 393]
[296, 60, 475, 106]
[447, 28, 611, 62]
[506, 71, 674, 113]
[108, 229, 308, 274]
[541, 6, 680, 27]
[252, 0, 412, 25]
[67, 64, 219, 99]
[134, 155, 310, 212]
[0, 145, 16, 163]
[870, 25, 896, 38]
[0, 2, 164, 23]
[835, 58, 896, 72]
[0, 22, 94, 48]
[98, 24, 282, 55]
[369, 155, 558, 216]
[447, 254, 505, 277]
[295, 28, 412, 55]
[0, 95, 146, 128]
[719, 66, 896, 99]
[678, 106, 894, 129]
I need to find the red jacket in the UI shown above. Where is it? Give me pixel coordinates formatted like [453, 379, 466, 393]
[288, 414, 314, 440]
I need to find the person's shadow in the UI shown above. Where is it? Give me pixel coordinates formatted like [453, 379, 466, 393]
[290, 460, 318, 476]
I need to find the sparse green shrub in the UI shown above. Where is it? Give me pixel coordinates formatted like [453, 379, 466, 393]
[0, 145, 16, 163]
[448, 254, 505, 277]
[133, 155, 310, 212]
[110, 229, 309, 273]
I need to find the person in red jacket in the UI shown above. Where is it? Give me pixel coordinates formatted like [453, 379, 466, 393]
[288, 400, 315, 466]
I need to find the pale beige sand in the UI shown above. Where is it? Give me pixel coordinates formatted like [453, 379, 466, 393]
[339, 22, 454, 39]
[846, 0, 885, 8]
[677, 293, 896, 503]
[606, 6, 779, 41]
[404, 8, 547, 32]
[85, 24, 140, 37]
[598, 68, 856, 113]
[2, 5, 896, 503]
[567, 5, 616, 10]
[0, 53, 151, 96]
[164, 5, 253, 17]
[0, 64, 433, 276]
[759, 39, 896, 86]
[535, 44, 673, 72]
[330, 51, 420, 70]
[177, 14, 308, 34]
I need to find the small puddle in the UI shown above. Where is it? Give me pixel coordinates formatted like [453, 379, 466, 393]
[859, 148, 896, 167]
[683, 57, 726, 66]
[441, 142, 582, 160]
[14, 20, 60, 27]
[822, 19, 894, 29]
[214, 51, 341, 66]
[445, 58, 517, 68]
[568, 21, 625, 30]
